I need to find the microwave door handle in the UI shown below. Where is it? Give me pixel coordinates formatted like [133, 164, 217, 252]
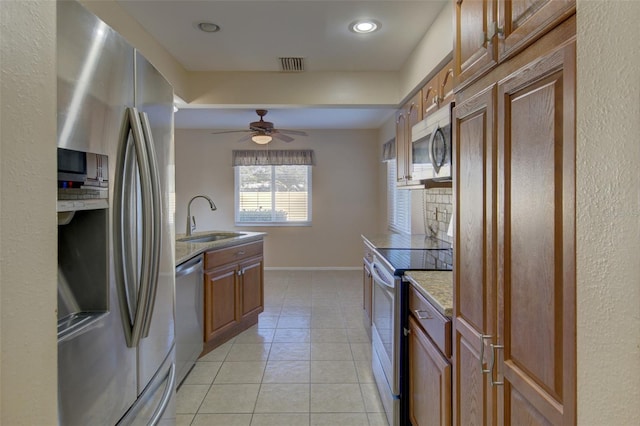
[138, 111, 162, 338]
[428, 126, 444, 174]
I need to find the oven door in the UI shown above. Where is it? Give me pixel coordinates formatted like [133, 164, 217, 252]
[371, 258, 401, 395]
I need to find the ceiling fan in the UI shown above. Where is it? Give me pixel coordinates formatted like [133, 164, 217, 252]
[211, 109, 307, 144]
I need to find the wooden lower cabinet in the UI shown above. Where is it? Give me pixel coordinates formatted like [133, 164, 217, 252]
[452, 19, 576, 426]
[408, 316, 452, 426]
[204, 264, 239, 342]
[202, 241, 264, 355]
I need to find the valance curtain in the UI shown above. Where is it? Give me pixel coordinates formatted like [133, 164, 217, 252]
[382, 139, 395, 162]
[232, 149, 316, 167]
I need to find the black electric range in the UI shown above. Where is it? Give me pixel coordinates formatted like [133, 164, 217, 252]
[375, 248, 453, 275]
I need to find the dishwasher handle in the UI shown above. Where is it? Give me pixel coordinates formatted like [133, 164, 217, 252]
[176, 256, 203, 278]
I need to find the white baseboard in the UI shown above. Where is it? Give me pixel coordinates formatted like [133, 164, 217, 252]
[264, 267, 361, 271]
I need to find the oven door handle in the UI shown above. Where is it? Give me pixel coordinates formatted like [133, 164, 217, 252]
[371, 262, 395, 290]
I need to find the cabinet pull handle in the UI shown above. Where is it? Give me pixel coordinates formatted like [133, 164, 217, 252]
[490, 343, 504, 386]
[236, 250, 245, 256]
[414, 309, 432, 320]
[237, 270, 242, 276]
[480, 334, 492, 374]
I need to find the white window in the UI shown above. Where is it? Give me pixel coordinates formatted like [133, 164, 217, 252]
[233, 150, 314, 226]
[387, 160, 411, 233]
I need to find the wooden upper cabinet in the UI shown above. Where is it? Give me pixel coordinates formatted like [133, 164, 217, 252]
[423, 60, 455, 117]
[439, 64, 455, 106]
[454, 0, 498, 90]
[495, 39, 576, 426]
[498, 0, 575, 62]
[422, 76, 439, 117]
[395, 109, 408, 183]
[396, 92, 422, 186]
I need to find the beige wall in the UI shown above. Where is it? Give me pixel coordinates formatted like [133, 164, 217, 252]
[399, 0, 453, 102]
[0, 1, 58, 423]
[576, 1, 640, 423]
[175, 129, 380, 268]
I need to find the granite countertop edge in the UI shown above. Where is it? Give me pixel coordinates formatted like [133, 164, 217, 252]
[361, 233, 451, 250]
[175, 231, 266, 266]
[404, 271, 453, 318]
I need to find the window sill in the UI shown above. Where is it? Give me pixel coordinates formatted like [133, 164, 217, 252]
[235, 222, 312, 227]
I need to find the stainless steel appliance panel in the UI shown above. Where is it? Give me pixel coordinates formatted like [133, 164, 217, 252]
[57, 2, 137, 424]
[57, 2, 176, 425]
[118, 348, 176, 426]
[370, 255, 402, 426]
[134, 51, 177, 391]
[175, 255, 204, 386]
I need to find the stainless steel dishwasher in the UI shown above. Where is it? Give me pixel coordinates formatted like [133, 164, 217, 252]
[175, 254, 204, 387]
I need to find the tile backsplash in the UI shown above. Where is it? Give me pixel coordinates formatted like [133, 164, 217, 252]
[410, 188, 453, 244]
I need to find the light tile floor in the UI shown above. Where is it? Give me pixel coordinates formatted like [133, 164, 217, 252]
[176, 270, 388, 426]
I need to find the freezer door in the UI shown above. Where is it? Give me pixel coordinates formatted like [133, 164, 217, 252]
[118, 347, 176, 426]
[57, 1, 137, 425]
[134, 51, 177, 393]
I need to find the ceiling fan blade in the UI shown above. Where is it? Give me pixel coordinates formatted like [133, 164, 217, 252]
[211, 130, 251, 135]
[276, 129, 307, 136]
[273, 132, 294, 143]
[238, 133, 253, 143]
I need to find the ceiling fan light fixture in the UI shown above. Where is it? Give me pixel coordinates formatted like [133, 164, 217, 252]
[252, 134, 272, 144]
[349, 19, 380, 34]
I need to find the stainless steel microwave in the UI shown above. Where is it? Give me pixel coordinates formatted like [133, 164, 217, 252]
[410, 103, 453, 182]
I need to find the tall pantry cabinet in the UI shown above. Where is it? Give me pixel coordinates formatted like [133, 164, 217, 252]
[452, 1, 576, 425]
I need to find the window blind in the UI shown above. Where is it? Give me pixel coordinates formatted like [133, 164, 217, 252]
[387, 160, 411, 233]
[232, 149, 315, 166]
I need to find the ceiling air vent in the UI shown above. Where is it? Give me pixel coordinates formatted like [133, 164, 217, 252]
[279, 57, 305, 72]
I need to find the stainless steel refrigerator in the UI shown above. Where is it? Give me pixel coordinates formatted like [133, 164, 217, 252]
[56, 1, 176, 424]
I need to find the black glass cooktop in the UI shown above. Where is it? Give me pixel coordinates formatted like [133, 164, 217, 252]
[375, 248, 453, 275]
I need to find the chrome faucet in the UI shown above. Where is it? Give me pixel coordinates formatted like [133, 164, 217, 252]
[186, 195, 217, 236]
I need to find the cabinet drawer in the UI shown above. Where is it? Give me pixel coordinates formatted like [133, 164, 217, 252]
[205, 241, 263, 270]
[409, 285, 451, 358]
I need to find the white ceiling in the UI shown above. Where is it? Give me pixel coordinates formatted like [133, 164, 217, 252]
[116, 0, 448, 129]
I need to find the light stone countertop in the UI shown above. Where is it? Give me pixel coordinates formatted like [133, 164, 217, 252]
[362, 233, 452, 250]
[175, 231, 266, 266]
[404, 271, 453, 318]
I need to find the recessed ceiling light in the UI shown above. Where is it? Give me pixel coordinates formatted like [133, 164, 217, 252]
[349, 20, 380, 34]
[197, 22, 220, 33]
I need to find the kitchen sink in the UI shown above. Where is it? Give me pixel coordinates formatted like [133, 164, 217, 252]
[177, 232, 245, 243]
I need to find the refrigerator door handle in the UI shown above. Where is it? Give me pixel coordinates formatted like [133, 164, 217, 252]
[138, 111, 162, 338]
[114, 107, 155, 347]
[148, 362, 176, 426]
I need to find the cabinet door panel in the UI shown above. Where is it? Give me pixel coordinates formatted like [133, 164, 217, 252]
[406, 93, 423, 182]
[455, 0, 497, 88]
[409, 316, 451, 426]
[396, 111, 407, 183]
[499, 0, 575, 61]
[240, 256, 263, 319]
[453, 86, 496, 426]
[422, 77, 439, 117]
[204, 265, 238, 342]
[439, 64, 455, 106]
[496, 42, 575, 425]
[454, 86, 496, 333]
[454, 316, 493, 426]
